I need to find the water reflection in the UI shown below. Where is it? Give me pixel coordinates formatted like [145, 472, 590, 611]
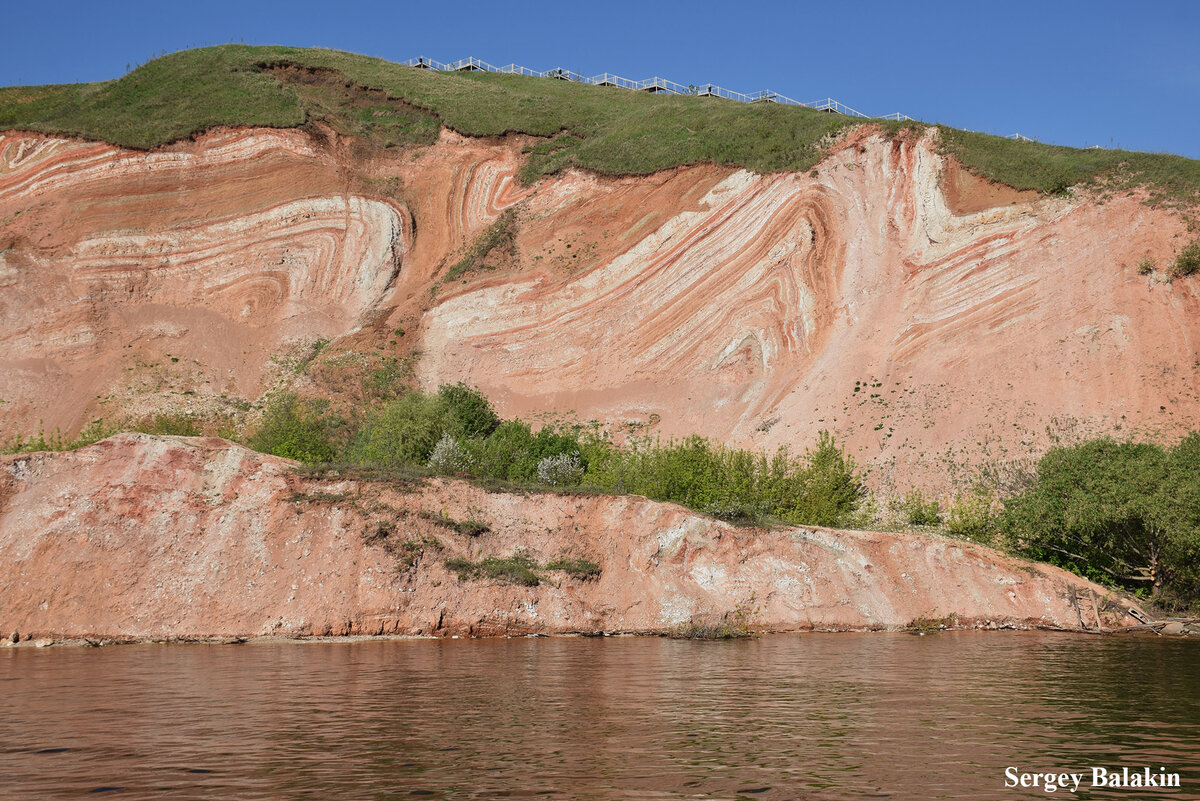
[2, 633, 1198, 799]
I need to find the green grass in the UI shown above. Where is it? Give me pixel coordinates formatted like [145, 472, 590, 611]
[445, 551, 602, 586]
[445, 552, 543, 587]
[937, 127, 1200, 207]
[419, 510, 490, 537]
[6, 44, 1195, 203]
[442, 209, 518, 283]
[543, 557, 602, 580]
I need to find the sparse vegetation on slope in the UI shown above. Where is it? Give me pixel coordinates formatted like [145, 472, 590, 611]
[937, 127, 1200, 207]
[1171, 240, 1200, 278]
[3, 46, 1198, 202]
[442, 208, 519, 284]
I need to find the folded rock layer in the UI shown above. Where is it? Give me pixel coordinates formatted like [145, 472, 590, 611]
[2, 125, 1196, 487]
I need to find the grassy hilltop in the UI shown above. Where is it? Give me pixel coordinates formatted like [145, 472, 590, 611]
[1, 45, 1198, 201]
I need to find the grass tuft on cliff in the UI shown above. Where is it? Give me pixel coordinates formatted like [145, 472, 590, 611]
[2, 45, 1198, 202]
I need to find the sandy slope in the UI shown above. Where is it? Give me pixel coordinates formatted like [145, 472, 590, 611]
[0, 435, 1136, 640]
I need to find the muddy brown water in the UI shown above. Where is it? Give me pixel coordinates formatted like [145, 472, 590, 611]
[2, 632, 1198, 799]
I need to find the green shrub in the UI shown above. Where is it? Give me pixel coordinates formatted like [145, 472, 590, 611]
[224, 381, 864, 530]
[1000, 436, 1200, 607]
[467, 419, 536, 480]
[3, 419, 118, 454]
[445, 551, 600, 585]
[579, 430, 863, 527]
[445, 551, 542, 586]
[435, 382, 500, 438]
[349, 392, 446, 467]
[786, 431, 866, 526]
[420, 510, 490, 537]
[945, 488, 1000, 545]
[468, 419, 584, 483]
[899, 489, 942, 526]
[1151, 433, 1200, 609]
[1170, 240, 1200, 279]
[544, 557, 601, 579]
[247, 393, 344, 463]
[129, 413, 201, 437]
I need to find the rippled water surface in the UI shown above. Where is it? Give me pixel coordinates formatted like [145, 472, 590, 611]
[2, 633, 1199, 799]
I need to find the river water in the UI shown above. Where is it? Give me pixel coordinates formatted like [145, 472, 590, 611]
[2, 632, 1198, 799]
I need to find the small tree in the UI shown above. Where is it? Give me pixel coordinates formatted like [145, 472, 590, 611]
[785, 431, 865, 527]
[349, 392, 446, 467]
[428, 433, 475, 475]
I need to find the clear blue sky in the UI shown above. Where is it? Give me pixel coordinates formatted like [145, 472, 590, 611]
[3, 0, 1197, 158]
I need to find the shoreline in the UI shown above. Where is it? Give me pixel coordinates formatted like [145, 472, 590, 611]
[6, 622, 1179, 649]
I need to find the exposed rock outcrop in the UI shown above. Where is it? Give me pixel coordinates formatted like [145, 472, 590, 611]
[421, 129, 1200, 488]
[2, 125, 1196, 487]
[0, 435, 1136, 640]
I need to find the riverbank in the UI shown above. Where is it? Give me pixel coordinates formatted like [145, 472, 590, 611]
[1, 434, 1145, 641]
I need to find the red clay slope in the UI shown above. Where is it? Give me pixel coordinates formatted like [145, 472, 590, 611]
[0, 435, 1136, 640]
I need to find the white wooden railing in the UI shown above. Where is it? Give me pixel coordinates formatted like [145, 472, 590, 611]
[402, 55, 906, 120]
[401, 56, 1052, 141]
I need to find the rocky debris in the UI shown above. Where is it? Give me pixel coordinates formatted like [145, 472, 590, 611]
[0, 435, 1139, 641]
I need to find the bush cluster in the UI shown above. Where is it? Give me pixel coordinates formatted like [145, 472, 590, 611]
[580, 431, 863, 527]
[1001, 434, 1200, 609]
[244, 383, 865, 528]
[444, 551, 602, 586]
[248, 393, 346, 464]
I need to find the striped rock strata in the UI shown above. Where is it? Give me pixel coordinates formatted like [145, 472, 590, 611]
[1, 125, 1197, 488]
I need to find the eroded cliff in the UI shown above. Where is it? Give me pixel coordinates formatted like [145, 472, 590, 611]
[2, 124, 1196, 488]
[0, 435, 1135, 640]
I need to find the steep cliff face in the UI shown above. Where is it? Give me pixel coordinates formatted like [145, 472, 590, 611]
[0, 435, 1135, 640]
[1, 124, 1197, 485]
[421, 129, 1200, 487]
[0, 127, 530, 435]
